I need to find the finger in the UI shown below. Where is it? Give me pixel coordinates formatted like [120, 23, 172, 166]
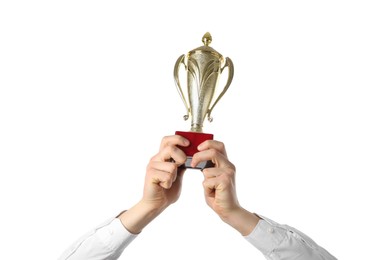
[147, 164, 177, 189]
[191, 148, 233, 169]
[151, 145, 187, 165]
[197, 140, 227, 156]
[202, 167, 234, 178]
[148, 161, 177, 175]
[202, 177, 217, 197]
[204, 173, 234, 193]
[159, 135, 189, 152]
[202, 167, 219, 178]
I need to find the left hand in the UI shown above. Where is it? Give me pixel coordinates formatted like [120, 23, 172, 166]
[191, 140, 260, 236]
[191, 140, 240, 221]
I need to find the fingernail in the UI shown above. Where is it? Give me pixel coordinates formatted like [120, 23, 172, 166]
[190, 160, 196, 168]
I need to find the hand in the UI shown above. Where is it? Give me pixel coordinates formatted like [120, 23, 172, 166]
[191, 140, 260, 236]
[191, 140, 239, 219]
[141, 135, 189, 211]
[119, 135, 188, 234]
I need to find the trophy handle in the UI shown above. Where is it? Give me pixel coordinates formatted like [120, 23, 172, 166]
[207, 57, 234, 122]
[174, 54, 190, 120]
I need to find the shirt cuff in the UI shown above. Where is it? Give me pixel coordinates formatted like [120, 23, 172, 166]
[244, 215, 285, 255]
[95, 217, 138, 252]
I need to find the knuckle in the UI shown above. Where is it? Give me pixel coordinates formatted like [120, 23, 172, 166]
[146, 161, 156, 172]
[167, 163, 177, 174]
[176, 153, 187, 164]
[202, 168, 209, 175]
[170, 145, 179, 154]
[217, 142, 225, 151]
[161, 135, 170, 143]
[149, 154, 158, 162]
[204, 139, 213, 147]
[164, 144, 174, 154]
[209, 149, 218, 158]
[160, 135, 172, 147]
[231, 163, 236, 171]
[226, 166, 236, 176]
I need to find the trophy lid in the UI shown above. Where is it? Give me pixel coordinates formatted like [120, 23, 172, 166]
[188, 32, 224, 59]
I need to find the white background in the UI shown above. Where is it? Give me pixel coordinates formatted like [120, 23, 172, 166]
[1, 1, 389, 259]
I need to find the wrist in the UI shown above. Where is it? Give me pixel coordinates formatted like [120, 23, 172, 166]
[118, 200, 165, 234]
[139, 198, 169, 213]
[222, 207, 261, 236]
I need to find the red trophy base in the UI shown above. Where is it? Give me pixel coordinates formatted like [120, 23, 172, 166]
[175, 131, 215, 169]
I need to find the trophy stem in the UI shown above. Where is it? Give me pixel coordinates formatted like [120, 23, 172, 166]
[191, 124, 203, 133]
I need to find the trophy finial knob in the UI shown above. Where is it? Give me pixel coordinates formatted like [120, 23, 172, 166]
[202, 32, 212, 46]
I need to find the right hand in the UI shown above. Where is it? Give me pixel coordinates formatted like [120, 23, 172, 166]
[141, 135, 189, 211]
[191, 139, 260, 235]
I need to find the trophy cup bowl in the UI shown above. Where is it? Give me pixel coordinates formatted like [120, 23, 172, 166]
[174, 32, 234, 169]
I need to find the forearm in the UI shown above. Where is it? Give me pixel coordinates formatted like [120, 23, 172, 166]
[244, 215, 337, 260]
[222, 207, 336, 259]
[118, 200, 165, 234]
[59, 202, 164, 260]
[221, 207, 261, 236]
[59, 217, 136, 260]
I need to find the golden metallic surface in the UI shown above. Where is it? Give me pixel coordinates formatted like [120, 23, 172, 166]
[174, 32, 234, 132]
[202, 32, 212, 46]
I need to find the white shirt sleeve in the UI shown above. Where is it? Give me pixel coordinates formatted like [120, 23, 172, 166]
[58, 217, 137, 260]
[245, 215, 337, 260]
[59, 214, 336, 260]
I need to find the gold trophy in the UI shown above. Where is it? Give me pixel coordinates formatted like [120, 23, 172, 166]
[174, 32, 234, 169]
